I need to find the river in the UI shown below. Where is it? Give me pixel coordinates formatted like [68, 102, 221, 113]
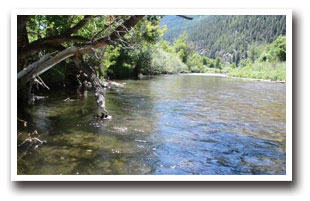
[17, 74, 286, 175]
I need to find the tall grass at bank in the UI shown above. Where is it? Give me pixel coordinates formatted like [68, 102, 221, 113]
[227, 62, 286, 81]
[202, 67, 221, 73]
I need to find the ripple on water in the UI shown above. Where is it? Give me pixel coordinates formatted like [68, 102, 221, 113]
[18, 75, 286, 175]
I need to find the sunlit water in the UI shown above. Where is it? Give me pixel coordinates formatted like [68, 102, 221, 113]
[17, 74, 286, 175]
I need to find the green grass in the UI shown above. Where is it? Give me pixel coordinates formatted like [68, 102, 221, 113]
[227, 62, 286, 81]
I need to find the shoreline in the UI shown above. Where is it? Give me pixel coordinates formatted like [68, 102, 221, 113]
[228, 75, 286, 83]
[182, 73, 286, 83]
[181, 73, 228, 77]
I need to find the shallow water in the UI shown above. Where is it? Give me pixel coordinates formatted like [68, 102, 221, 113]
[17, 74, 286, 175]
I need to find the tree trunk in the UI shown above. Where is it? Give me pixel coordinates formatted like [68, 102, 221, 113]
[73, 57, 108, 117]
[17, 15, 30, 72]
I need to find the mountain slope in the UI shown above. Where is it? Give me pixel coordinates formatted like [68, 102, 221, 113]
[160, 15, 286, 64]
[160, 15, 210, 42]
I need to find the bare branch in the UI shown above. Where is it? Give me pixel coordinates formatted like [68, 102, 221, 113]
[17, 117, 28, 127]
[17, 54, 51, 80]
[18, 35, 89, 59]
[34, 76, 50, 90]
[177, 15, 193, 20]
[62, 15, 92, 36]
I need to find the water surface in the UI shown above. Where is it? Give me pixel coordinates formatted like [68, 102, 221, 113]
[17, 74, 286, 175]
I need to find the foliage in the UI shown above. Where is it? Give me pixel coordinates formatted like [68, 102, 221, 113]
[202, 67, 221, 73]
[26, 15, 117, 46]
[247, 43, 266, 63]
[260, 35, 286, 62]
[23, 15, 140, 84]
[156, 40, 175, 53]
[221, 63, 236, 74]
[160, 15, 209, 42]
[149, 48, 188, 74]
[100, 45, 122, 77]
[215, 57, 223, 69]
[221, 66, 233, 74]
[105, 16, 169, 78]
[135, 46, 153, 75]
[107, 48, 138, 79]
[26, 15, 79, 42]
[187, 53, 204, 72]
[202, 56, 216, 68]
[134, 17, 165, 43]
[239, 58, 252, 68]
[24, 15, 169, 80]
[165, 33, 287, 81]
[23, 15, 287, 83]
[173, 32, 192, 63]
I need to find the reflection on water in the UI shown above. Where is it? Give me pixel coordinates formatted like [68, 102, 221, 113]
[17, 74, 286, 175]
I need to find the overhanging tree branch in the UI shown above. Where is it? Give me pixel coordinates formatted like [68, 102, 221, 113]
[18, 15, 92, 59]
[18, 47, 78, 84]
[18, 35, 90, 59]
[176, 15, 193, 20]
[17, 15, 145, 116]
[18, 15, 145, 85]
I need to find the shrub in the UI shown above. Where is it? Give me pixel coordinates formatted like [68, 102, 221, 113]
[187, 53, 204, 73]
[260, 35, 286, 62]
[149, 48, 188, 74]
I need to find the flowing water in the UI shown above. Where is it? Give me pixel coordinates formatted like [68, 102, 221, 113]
[17, 74, 286, 175]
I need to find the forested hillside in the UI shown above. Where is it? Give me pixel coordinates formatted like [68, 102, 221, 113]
[160, 15, 209, 42]
[161, 15, 286, 64]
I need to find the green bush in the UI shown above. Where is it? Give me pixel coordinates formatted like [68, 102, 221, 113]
[215, 57, 223, 69]
[260, 35, 286, 62]
[150, 48, 188, 74]
[187, 53, 204, 72]
[203, 56, 216, 68]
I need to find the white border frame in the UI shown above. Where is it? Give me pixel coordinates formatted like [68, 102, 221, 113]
[11, 9, 292, 181]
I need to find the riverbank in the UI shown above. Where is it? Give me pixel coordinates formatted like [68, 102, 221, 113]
[182, 73, 286, 83]
[228, 75, 286, 83]
[182, 73, 228, 77]
[227, 62, 286, 82]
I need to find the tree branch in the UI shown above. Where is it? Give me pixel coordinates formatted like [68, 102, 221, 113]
[176, 15, 193, 20]
[74, 57, 109, 117]
[91, 15, 144, 47]
[18, 15, 145, 85]
[18, 15, 146, 117]
[18, 35, 90, 59]
[18, 15, 92, 59]
[63, 15, 92, 36]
